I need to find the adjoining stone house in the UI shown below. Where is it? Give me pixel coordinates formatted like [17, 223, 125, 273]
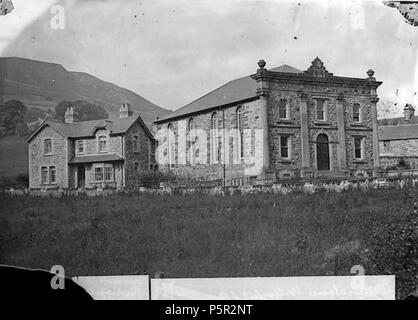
[154, 57, 382, 185]
[26, 103, 156, 190]
[379, 104, 418, 169]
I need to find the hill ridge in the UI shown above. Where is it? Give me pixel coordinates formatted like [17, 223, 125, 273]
[0, 56, 171, 127]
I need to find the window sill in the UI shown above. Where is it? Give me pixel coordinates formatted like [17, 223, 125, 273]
[278, 159, 293, 163]
[277, 119, 292, 124]
[350, 123, 366, 128]
[313, 120, 330, 125]
[353, 159, 368, 164]
[92, 181, 116, 186]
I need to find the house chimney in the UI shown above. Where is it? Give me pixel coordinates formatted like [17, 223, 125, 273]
[404, 104, 415, 121]
[119, 103, 133, 118]
[64, 106, 75, 124]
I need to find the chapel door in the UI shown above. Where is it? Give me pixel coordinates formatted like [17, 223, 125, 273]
[316, 134, 330, 171]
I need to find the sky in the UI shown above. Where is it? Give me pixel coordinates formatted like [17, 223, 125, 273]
[1, 0, 417, 115]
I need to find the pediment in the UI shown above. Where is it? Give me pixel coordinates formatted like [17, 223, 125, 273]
[304, 57, 333, 78]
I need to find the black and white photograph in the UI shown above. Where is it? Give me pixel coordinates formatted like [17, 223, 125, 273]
[0, 0, 417, 308]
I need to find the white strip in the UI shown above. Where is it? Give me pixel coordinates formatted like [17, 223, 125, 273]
[151, 276, 395, 300]
[72, 275, 149, 300]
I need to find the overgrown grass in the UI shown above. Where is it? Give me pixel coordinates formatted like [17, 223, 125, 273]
[0, 187, 417, 299]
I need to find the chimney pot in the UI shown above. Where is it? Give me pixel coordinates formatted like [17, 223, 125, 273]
[64, 106, 75, 124]
[119, 103, 132, 118]
[404, 104, 415, 121]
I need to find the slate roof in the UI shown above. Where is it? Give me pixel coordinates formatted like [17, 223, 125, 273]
[69, 154, 123, 164]
[156, 64, 302, 122]
[26, 112, 153, 142]
[379, 124, 418, 140]
[378, 115, 418, 125]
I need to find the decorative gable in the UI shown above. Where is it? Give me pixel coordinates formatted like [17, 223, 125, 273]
[304, 57, 333, 78]
[91, 119, 113, 134]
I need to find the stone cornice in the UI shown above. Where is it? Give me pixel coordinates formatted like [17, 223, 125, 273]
[251, 71, 383, 89]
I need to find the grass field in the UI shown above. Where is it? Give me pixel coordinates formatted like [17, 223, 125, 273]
[1, 187, 417, 299]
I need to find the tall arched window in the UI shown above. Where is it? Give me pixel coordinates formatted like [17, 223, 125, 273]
[353, 103, 361, 122]
[187, 118, 194, 164]
[278, 99, 288, 119]
[211, 112, 219, 163]
[236, 106, 244, 159]
[167, 123, 174, 167]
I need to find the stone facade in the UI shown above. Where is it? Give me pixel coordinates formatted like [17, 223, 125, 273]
[155, 99, 262, 184]
[154, 57, 382, 184]
[379, 105, 418, 169]
[28, 125, 70, 189]
[380, 138, 418, 169]
[27, 105, 156, 190]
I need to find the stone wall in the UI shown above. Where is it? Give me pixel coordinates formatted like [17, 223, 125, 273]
[380, 138, 418, 169]
[155, 99, 263, 183]
[268, 80, 375, 178]
[74, 129, 123, 157]
[380, 156, 418, 169]
[124, 120, 156, 189]
[154, 70, 378, 183]
[380, 139, 418, 157]
[29, 125, 69, 189]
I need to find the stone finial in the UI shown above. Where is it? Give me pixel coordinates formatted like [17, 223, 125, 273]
[367, 69, 375, 79]
[257, 59, 266, 69]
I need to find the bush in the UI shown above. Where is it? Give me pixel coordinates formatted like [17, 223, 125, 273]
[128, 170, 177, 188]
[397, 157, 410, 170]
[0, 173, 29, 188]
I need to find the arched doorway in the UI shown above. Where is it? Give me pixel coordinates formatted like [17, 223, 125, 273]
[316, 134, 330, 170]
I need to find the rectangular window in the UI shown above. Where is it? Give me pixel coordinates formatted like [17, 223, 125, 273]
[280, 136, 290, 159]
[383, 140, 390, 152]
[354, 137, 363, 159]
[44, 139, 52, 155]
[316, 99, 326, 121]
[77, 140, 84, 154]
[94, 167, 103, 181]
[41, 167, 48, 184]
[98, 136, 107, 152]
[105, 165, 113, 181]
[49, 166, 56, 183]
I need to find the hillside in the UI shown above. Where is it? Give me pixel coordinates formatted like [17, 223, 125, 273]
[0, 57, 171, 127]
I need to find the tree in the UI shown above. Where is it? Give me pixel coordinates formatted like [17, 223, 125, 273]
[54, 100, 108, 122]
[0, 100, 27, 135]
